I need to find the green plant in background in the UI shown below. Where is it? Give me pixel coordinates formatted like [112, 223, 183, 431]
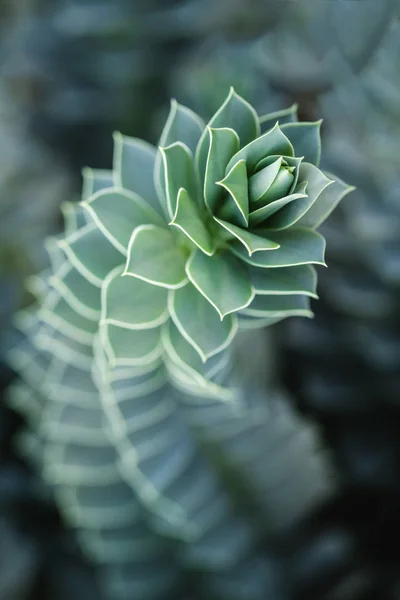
[7, 89, 351, 599]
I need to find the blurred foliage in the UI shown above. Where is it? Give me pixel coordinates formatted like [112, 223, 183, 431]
[0, 0, 400, 599]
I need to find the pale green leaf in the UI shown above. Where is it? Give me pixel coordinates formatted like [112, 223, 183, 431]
[50, 262, 101, 320]
[125, 224, 187, 289]
[296, 173, 355, 229]
[248, 158, 282, 204]
[248, 190, 308, 227]
[240, 294, 313, 318]
[281, 121, 322, 166]
[226, 123, 294, 173]
[259, 104, 298, 133]
[160, 142, 198, 219]
[41, 292, 97, 345]
[203, 127, 240, 214]
[185, 249, 254, 319]
[102, 265, 168, 329]
[61, 202, 89, 235]
[169, 283, 237, 362]
[82, 187, 165, 255]
[170, 188, 214, 256]
[82, 167, 114, 200]
[58, 223, 123, 287]
[248, 264, 318, 297]
[230, 228, 326, 268]
[238, 314, 286, 330]
[213, 218, 279, 256]
[100, 322, 162, 367]
[216, 159, 249, 227]
[196, 87, 260, 185]
[112, 133, 162, 215]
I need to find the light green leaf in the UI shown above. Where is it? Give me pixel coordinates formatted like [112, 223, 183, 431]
[82, 187, 165, 255]
[195, 87, 260, 185]
[259, 105, 298, 133]
[170, 188, 214, 256]
[248, 190, 308, 227]
[204, 127, 240, 214]
[101, 265, 168, 330]
[124, 224, 187, 289]
[45, 237, 67, 273]
[248, 265, 318, 297]
[81, 167, 114, 200]
[41, 292, 97, 345]
[112, 133, 162, 215]
[154, 100, 205, 217]
[58, 223, 123, 287]
[296, 173, 355, 229]
[160, 142, 198, 219]
[215, 159, 249, 227]
[248, 158, 282, 204]
[100, 322, 162, 367]
[230, 228, 326, 268]
[238, 314, 286, 330]
[50, 263, 101, 320]
[61, 203, 88, 235]
[185, 249, 254, 319]
[226, 123, 294, 173]
[267, 164, 333, 230]
[169, 283, 237, 362]
[240, 294, 313, 318]
[281, 121, 322, 166]
[213, 218, 279, 256]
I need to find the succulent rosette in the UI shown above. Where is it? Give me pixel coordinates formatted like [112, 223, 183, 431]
[41, 88, 352, 396]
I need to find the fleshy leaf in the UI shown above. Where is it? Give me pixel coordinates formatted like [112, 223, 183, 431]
[102, 266, 169, 330]
[238, 314, 285, 330]
[296, 173, 355, 229]
[196, 87, 260, 185]
[213, 218, 279, 256]
[101, 322, 162, 367]
[226, 123, 294, 173]
[230, 228, 326, 268]
[259, 104, 298, 133]
[170, 188, 214, 256]
[281, 121, 322, 166]
[82, 187, 165, 255]
[82, 168, 114, 200]
[61, 202, 88, 235]
[248, 189, 308, 227]
[240, 294, 313, 318]
[41, 293, 97, 344]
[125, 224, 187, 289]
[160, 143, 198, 219]
[247, 265, 318, 297]
[203, 127, 240, 214]
[58, 223, 123, 287]
[50, 263, 101, 320]
[248, 158, 282, 204]
[266, 164, 333, 230]
[215, 159, 249, 227]
[185, 249, 254, 319]
[154, 100, 205, 216]
[113, 133, 162, 215]
[169, 283, 237, 362]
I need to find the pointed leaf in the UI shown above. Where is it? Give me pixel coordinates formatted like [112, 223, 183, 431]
[155, 100, 205, 216]
[248, 158, 282, 204]
[170, 188, 214, 256]
[267, 164, 333, 230]
[238, 314, 285, 330]
[82, 187, 165, 255]
[58, 223, 123, 287]
[169, 283, 237, 362]
[82, 167, 114, 200]
[226, 123, 294, 173]
[213, 218, 279, 256]
[215, 159, 249, 227]
[102, 266, 168, 330]
[196, 87, 260, 184]
[241, 294, 313, 318]
[185, 249, 254, 319]
[259, 104, 298, 133]
[113, 133, 162, 215]
[50, 263, 101, 320]
[125, 224, 187, 289]
[61, 202, 89, 234]
[281, 121, 322, 166]
[160, 142, 198, 219]
[230, 228, 326, 268]
[101, 322, 162, 367]
[248, 265, 318, 297]
[204, 127, 240, 214]
[296, 173, 355, 229]
[248, 190, 308, 227]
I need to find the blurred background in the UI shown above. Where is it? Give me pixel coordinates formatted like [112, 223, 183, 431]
[1, 1, 400, 599]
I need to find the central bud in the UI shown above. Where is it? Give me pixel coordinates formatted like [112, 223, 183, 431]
[248, 156, 295, 209]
